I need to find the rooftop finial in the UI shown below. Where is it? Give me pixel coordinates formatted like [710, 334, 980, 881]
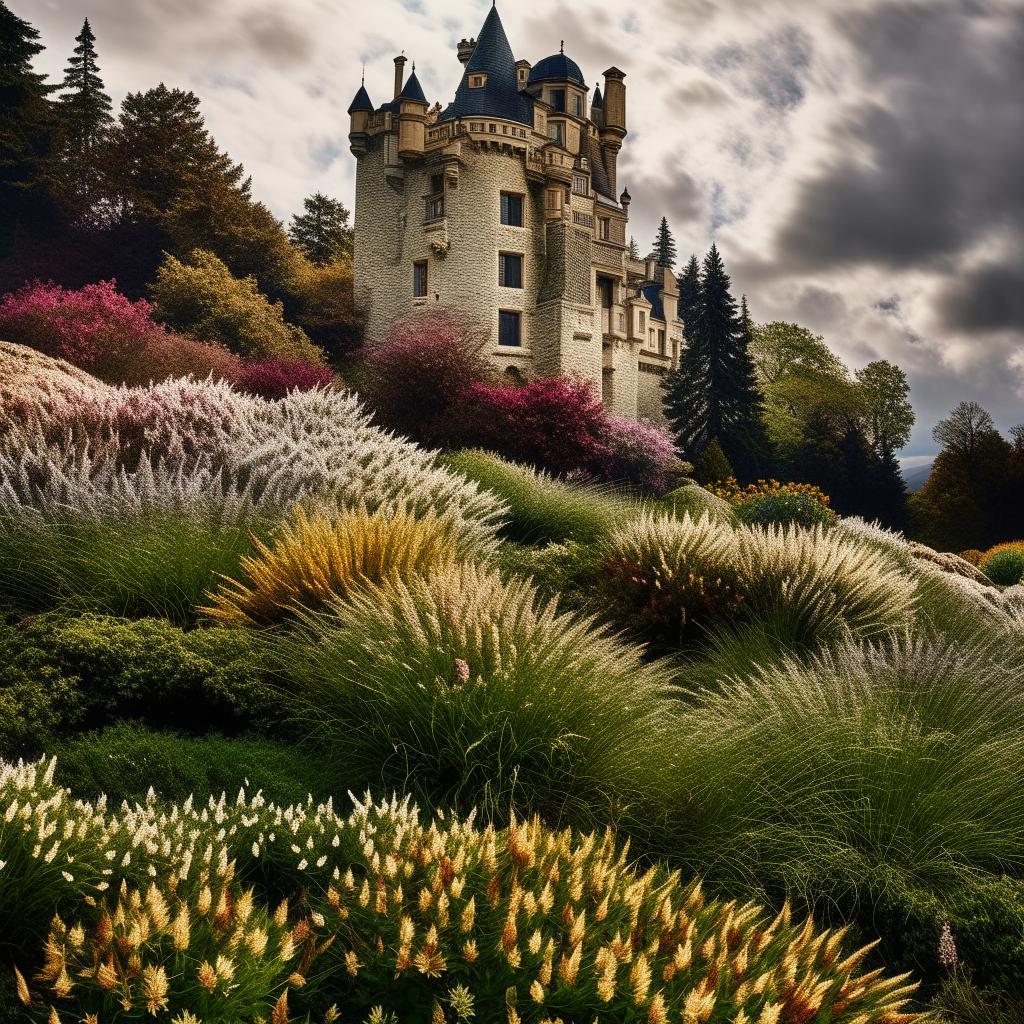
[361, 64, 365, 85]
[560, 39, 564, 53]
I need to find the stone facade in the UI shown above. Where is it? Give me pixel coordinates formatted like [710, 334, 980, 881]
[348, 6, 683, 423]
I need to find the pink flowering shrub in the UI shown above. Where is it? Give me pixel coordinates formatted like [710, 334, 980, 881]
[235, 357, 335, 399]
[0, 280, 242, 387]
[456, 377, 613, 478]
[605, 415, 679, 493]
[361, 311, 493, 446]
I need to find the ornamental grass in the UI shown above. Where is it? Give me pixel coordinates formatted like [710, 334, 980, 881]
[5, 761, 924, 1024]
[275, 562, 679, 827]
[202, 506, 460, 627]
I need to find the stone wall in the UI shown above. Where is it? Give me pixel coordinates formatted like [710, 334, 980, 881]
[636, 364, 669, 424]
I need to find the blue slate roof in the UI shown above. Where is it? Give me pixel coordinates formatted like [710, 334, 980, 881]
[438, 6, 533, 126]
[400, 69, 426, 102]
[592, 84, 603, 108]
[528, 52, 586, 86]
[641, 282, 666, 322]
[347, 84, 374, 113]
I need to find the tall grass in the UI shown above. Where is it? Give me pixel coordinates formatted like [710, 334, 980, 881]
[444, 449, 644, 544]
[0, 512, 262, 623]
[668, 633, 1024, 904]
[275, 561, 680, 830]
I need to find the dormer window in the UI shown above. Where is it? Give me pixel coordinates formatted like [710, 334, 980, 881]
[548, 88, 566, 112]
[549, 121, 564, 147]
[469, 73, 487, 89]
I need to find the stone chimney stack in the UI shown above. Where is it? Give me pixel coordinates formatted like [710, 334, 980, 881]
[457, 38, 476, 65]
[393, 54, 407, 98]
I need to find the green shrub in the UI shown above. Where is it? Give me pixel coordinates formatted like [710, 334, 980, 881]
[661, 481, 736, 523]
[0, 513, 262, 623]
[668, 633, 1024, 926]
[734, 489, 837, 529]
[0, 613, 281, 756]
[496, 540, 600, 610]
[983, 548, 1024, 586]
[444, 449, 644, 545]
[692, 437, 734, 483]
[275, 562, 680, 830]
[51, 724, 343, 807]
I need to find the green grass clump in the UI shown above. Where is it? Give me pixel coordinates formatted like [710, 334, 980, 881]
[444, 449, 644, 544]
[0, 512, 263, 623]
[983, 548, 1024, 586]
[51, 723, 344, 807]
[669, 632, 1024, 912]
[661, 481, 737, 523]
[275, 561, 680, 830]
[0, 612, 281, 756]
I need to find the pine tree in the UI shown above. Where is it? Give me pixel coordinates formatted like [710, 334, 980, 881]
[288, 192, 353, 266]
[649, 216, 677, 268]
[57, 18, 112, 218]
[0, 0, 60, 232]
[663, 243, 769, 481]
[676, 253, 701, 337]
[871, 441, 909, 531]
[627, 236, 640, 260]
[693, 437, 734, 484]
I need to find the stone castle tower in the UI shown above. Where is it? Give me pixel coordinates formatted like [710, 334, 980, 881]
[347, 4, 683, 422]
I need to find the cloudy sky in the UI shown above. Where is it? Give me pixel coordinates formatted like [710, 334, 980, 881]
[26, 0, 1024, 453]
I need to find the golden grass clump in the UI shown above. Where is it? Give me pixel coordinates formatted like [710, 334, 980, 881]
[202, 505, 459, 626]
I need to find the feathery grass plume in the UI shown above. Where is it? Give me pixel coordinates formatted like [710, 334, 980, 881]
[202, 506, 461, 626]
[736, 522, 918, 644]
[596, 512, 745, 645]
[275, 561, 680, 827]
[0, 367, 505, 549]
[670, 632, 1024, 905]
[443, 449, 645, 545]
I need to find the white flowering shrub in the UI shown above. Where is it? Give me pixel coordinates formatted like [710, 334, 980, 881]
[4, 758, 923, 1024]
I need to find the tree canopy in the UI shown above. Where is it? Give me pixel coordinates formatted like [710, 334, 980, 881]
[288, 192, 353, 266]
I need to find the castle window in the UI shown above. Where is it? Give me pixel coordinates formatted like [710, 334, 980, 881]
[498, 310, 521, 347]
[489, 123, 497, 133]
[598, 217, 610, 240]
[413, 260, 428, 298]
[469, 74, 486, 89]
[658, 329, 666, 355]
[500, 192, 524, 226]
[425, 195, 445, 221]
[548, 88, 566, 112]
[549, 121, 564, 147]
[499, 252, 523, 289]
[638, 310, 646, 334]
[574, 94, 582, 117]
[572, 174, 589, 196]
[649, 328, 656, 348]
[430, 173, 444, 194]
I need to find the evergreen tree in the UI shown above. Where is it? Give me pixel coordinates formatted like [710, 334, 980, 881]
[676, 253, 700, 337]
[0, 0, 60, 245]
[871, 441, 910, 531]
[649, 216, 677, 267]
[663, 243, 768, 481]
[627, 236, 640, 260]
[693, 437, 734, 484]
[57, 18, 112, 219]
[288, 192, 353, 266]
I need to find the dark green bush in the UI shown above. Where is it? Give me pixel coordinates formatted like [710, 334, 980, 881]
[0, 613, 283, 756]
[983, 549, 1024, 586]
[734, 490, 837, 529]
[51, 724, 348, 807]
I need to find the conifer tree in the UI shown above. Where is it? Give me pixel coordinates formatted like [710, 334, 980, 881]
[663, 243, 768, 481]
[676, 253, 701, 337]
[57, 18, 112, 218]
[288, 192, 353, 265]
[649, 216, 677, 267]
[0, 0, 60, 236]
[627, 236, 640, 260]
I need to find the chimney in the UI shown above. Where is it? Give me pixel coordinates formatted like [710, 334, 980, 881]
[457, 37, 476, 65]
[393, 54, 407, 98]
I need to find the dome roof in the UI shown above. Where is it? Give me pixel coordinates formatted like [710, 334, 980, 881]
[528, 52, 585, 86]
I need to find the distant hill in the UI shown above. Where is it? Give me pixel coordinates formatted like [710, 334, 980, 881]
[899, 455, 935, 493]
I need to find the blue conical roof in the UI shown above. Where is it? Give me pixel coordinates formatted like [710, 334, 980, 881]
[592, 84, 603, 108]
[400, 69, 427, 102]
[438, 6, 533, 126]
[347, 84, 373, 113]
[528, 52, 586, 86]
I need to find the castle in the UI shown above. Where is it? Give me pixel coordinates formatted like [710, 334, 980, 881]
[347, 4, 683, 423]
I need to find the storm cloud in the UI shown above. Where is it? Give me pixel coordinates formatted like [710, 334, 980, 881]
[23, 0, 1024, 452]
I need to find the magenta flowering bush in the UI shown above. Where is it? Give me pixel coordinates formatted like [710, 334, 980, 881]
[457, 376, 613, 478]
[235, 357, 335, 399]
[605, 414, 678, 493]
[0, 280, 242, 386]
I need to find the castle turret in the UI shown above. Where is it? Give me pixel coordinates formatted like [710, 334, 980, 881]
[599, 67, 626, 194]
[393, 54, 407, 98]
[457, 37, 476, 65]
[590, 82, 604, 127]
[397, 65, 429, 159]
[347, 80, 374, 156]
